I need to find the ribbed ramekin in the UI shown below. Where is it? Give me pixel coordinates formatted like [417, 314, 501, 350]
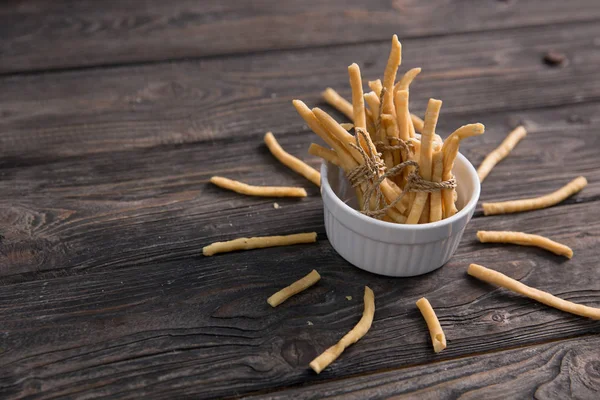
[321, 153, 480, 277]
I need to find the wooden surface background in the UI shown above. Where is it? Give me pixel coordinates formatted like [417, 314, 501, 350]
[1, 1, 599, 399]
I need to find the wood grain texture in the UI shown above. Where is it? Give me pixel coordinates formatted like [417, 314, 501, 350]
[247, 335, 600, 399]
[1, 21, 600, 164]
[1, 200, 599, 398]
[1, 0, 600, 73]
[0, 102, 598, 283]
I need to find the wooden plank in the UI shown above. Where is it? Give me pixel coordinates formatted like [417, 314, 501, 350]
[1, 200, 599, 398]
[247, 335, 600, 399]
[2, 21, 600, 162]
[0, 103, 598, 282]
[1, 1, 599, 73]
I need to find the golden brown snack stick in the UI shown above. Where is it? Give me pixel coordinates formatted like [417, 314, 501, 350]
[477, 126, 527, 182]
[394, 67, 422, 92]
[293, 100, 356, 171]
[429, 151, 444, 222]
[382, 35, 402, 116]
[322, 88, 354, 120]
[477, 231, 573, 258]
[411, 114, 424, 133]
[265, 132, 321, 187]
[210, 176, 307, 198]
[483, 176, 587, 215]
[441, 136, 459, 218]
[348, 63, 367, 130]
[394, 90, 411, 142]
[267, 270, 321, 307]
[203, 232, 317, 256]
[380, 114, 397, 170]
[310, 286, 375, 373]
[416, 298, 447, 353]
[364, 91, 380, 119]
[468, 264, 600, 320]
[407, 99, 442, 224]
[340, 123, 354, 131]
[368, 79, 383, 96]
[308, 143, 341, 167]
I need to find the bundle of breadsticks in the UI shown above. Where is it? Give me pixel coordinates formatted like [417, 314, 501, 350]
[294, 35, 484, 224]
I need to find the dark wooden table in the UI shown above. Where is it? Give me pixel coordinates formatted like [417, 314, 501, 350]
[1, 1, 600, 399]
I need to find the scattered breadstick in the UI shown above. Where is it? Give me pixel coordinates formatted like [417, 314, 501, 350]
[468, 264, 600, 320]
[203, 232, 317, 256]
[477, 231, 573, 258]
[477, 126, 527, 182]
[322, 88, 353, 120]
[310, 286, 375, 374]
[210, 176, 307, 198]
[416, 298, 446, 353]
[308, 143, 341, 167]
[483, 176, 587, 215]
[264, 132, 321, 187]
[267, 270, 321, 307]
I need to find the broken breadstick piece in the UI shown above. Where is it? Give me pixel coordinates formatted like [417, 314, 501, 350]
[322, 88, 354, 120]
[483, 176, 587, 215]
[477, 231, 573, 258]
[308, 143, 341, 167]
[210, 176, 307, 198]
[310, 286, 375, 373]
[477, 126, 527, 182]
[267, 270, 321, 307]
[416, 297, 447, 353]
[264, 132, 321, 187]
[468, 264, 600, 320]
[203, 232, 317, 256]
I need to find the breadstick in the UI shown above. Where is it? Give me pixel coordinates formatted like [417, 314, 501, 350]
[468, 264, 600, 320]
[483, 176, 587, 215]
[348, 63, 366, 130]
[340, 123, 354, 131]
[477, 231, 573, 258]
[210, 176, 307, 198]
[394, 90, 411, 142]
[411, 114, 424, 133]
[407, 99, 442, 224]
[267, 270, 321, 307]
[364, 91, 380, 119]
[380, 114, 396, 170]
[203, 232, 317, 256]
[477, 126, 527, 182]
[440, 123, 485, 218]
[416, 298, 446, 353]
[394, 67, 422, 92]
[368, 79, 382, 96]
[264, 132, 321, 187]
[441, 136, 459, 218]
[322, 88, 353, 120]
[308, 143, 341, 167]
[429, 151, 444, 222]
[381, 35, 402, 116]
[310, 286, 375, 373]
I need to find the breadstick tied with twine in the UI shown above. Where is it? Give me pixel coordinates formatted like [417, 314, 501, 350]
[483, 176, 588, 215]
[203, 232, 317, 256]
[310, 286, 375, 374]
[267, 270, 321, 307]
[468, 264, 600, 320]
[477, 231, 573, 258]
[416, 297, 447, 353]
[477, 125, 527, 182]
[264, 132, 321, 187]
[210, 176, 307, 198]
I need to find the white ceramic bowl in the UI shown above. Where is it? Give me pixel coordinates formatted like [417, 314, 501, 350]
[321, 153, 480, 277]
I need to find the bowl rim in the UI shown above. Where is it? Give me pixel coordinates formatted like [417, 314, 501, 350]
[320, 152, 480, 231]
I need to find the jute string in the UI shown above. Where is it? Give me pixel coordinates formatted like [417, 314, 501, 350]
[348, 128, 456, 218]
